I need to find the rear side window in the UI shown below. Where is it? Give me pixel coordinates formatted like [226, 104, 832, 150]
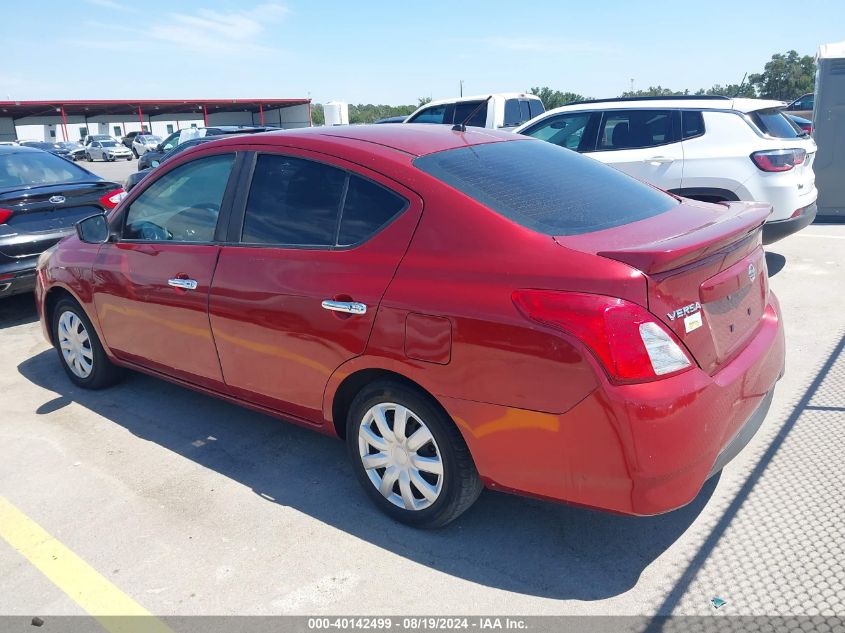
[453, 101, 487, 127]
[242, 154, 408, 247]
[682, 111, 705, 139]
[750, 108, 801, 138]
[528, 99, 545, 119]
[408, 104, 447, 124]
[414, 140, 677, 236]
[338, 177, 407, 246]
[503, 99, 534, 127]
[597, 110, 674, 150]
[242, 155, 346, 246]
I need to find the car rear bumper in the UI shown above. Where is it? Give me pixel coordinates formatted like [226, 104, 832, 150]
[440, 296, 785, 516]
[762, 202, 818, 244]
[0, 257, 37, 298]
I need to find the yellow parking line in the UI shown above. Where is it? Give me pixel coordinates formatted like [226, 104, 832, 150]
[0, 495, 174, 633]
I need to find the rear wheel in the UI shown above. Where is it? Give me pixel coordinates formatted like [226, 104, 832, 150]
[346, 380, 483, 528]
[52, 298, 124, 389]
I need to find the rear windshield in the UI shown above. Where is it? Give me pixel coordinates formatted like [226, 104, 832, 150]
[414, 139, 678, 236]
[0, 151, 93, 189]
[750, 108, 802, 138]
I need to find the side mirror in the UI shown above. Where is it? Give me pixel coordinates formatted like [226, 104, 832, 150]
[155, 144, 163, 152]
[76, 214, 110, 244]
[151, 160, 160, 168]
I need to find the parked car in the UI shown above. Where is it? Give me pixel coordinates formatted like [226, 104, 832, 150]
[515, 96, 818, 244]
[137, 126, 274, 170]
[0, 145, 124, 298]
[85, 140, 133, 162]
[405, 93, 545, 130]
[124, 135, 235, 192]
[83, 134, 115, 146]
[57, 141, 87, 161]
[36, 125, 784, 527]
[131, 134, 162, 158]
[121, 130, 150, 148]
[0, 141, 20, 146]
[783, 92, 814, 119]
[787, 113, 812, 135]
[17, 141, 74, 160]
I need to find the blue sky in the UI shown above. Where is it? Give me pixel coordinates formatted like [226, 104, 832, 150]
[3, 0, 843, 105]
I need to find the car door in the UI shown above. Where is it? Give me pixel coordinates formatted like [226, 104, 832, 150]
[584, 109, 684, 190]
[92, 151, 239, 389]
[208, 149, 423, 423]
[89, 142, 102, 160]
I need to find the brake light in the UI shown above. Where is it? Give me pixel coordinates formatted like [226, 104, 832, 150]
[512, 290, 693, 383]
[99, 188, 127, 210]
[0, 208, 12, 224]
[750, 148, 806, 172]
[799, 123, 812, 134]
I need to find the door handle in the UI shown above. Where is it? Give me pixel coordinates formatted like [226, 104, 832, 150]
[168, 278, 198, 290]
[321, 300, 367, 315]
[644, 156, 674, 164]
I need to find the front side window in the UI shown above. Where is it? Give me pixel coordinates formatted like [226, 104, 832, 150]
[408, 104, 447, 124]
[123, 153, 234, 242]
[597, 110, 674, 150]
[242, 154, 408, 248]
[521, 112, 594, 151]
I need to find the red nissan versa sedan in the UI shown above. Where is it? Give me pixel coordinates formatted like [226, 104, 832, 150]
[35, 125, 785, 528]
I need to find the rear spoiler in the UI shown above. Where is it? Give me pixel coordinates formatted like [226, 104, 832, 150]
[596, 203, 771, 274]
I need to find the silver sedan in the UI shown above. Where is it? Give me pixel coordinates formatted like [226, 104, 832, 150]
[85, 140, 133, 162]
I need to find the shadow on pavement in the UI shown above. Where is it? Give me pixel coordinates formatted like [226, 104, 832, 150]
[18, 349, 717, 601]
[0, 293, 37, 329]
[764, 251, 786, 277]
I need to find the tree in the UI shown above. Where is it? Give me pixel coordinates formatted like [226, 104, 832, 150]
[620, 86, 688, 98]
[694, 83, 756, 98]
[529, 86, 585, 109]
[749, 50, 816, 101]
[310, 103, 325, 126]
[417, 97, 432, 107]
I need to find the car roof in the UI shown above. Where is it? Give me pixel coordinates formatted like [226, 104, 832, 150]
[421, 92, 541, 108]
[0, 144, 42, 155]
[200, 123, 524, 157]
[535, 96, 784, 116]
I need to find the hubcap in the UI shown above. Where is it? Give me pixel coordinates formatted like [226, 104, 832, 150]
[358, 403, 444, 511]
[58, 311, 93, 378]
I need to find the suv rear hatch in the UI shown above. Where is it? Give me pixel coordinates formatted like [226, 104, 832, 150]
[558, 200, 772, 374]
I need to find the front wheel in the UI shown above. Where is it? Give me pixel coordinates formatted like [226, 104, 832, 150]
[52, 298, 124, 389]
[347, 380, 483, 528]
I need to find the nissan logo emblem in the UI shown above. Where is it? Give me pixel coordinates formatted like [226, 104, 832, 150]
[748, 262, 757, 283]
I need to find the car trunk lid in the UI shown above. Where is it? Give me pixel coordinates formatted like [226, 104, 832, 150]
[556, 200, 772, 374]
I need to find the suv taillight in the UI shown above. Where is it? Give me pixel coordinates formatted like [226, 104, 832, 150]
[750, 148, 806, 172]
[0, 208, 12, 224]
[512, 290, 693, 384]
[99, 188, 127, 210]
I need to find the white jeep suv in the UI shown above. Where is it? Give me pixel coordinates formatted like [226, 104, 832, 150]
[514, 96, 817, 243]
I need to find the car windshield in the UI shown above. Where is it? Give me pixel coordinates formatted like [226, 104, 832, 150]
[414, 139, 678, 236]
[0, 151, 93, 189]
[101, 141, 119, 147]
[140, 136, 161, 142]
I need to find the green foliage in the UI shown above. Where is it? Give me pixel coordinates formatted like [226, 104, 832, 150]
[310, 103, 324, 126]
[348, 103, 418, 124]
[749, 50, 816, 100]
[620, 86, 689, 97]
[694, 83, 757, 98]
[529, 86, 586, 109]
[417, 97, 433, 107]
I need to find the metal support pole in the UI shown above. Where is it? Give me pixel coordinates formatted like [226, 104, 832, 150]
[137, 105, 144, 132]
[259, 103, 264, 126]
[202, 105, 208, 127]
[59, 105, 69, 142]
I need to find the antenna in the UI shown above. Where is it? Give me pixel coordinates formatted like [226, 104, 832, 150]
[452, 95, 492, 132]
[733, 73, 748, 98]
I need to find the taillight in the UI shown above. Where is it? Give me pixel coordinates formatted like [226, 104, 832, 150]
[512, 290, 693, 384]
[0, 208, 13, 224]
[750, 148, 806, 172]
[800, 124, 812, 134]
[99, 188, 127, 210]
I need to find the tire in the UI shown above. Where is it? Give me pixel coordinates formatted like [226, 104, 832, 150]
[127, 156, 132, 161]
[132, 148, 139, 158]
[85, 153, 92, 162]
[52, 297, 124, 390]
[346, 380, 483, 528]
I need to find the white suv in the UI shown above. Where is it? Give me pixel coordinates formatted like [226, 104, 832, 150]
[405, 93, 545, 130]
[514, 96, 817, 243]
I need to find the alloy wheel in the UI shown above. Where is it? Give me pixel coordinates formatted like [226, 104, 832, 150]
[358, 403, 444, 511]
[57, 310, 93, 378]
